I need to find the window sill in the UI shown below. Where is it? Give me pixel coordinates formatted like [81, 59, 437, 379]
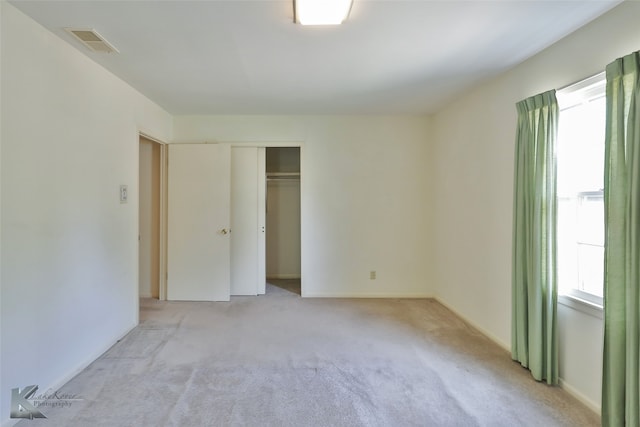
[558, 294, 603, 319]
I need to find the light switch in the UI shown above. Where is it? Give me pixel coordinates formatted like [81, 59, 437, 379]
[120, 185, 128, 203]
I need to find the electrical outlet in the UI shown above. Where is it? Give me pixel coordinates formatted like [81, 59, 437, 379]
[370, 271, 376, 280]
[120, 185, 128, 203]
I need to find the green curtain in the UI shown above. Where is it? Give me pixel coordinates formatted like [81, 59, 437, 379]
[512, 90, 559, 385]
[602, 51, 640, 427]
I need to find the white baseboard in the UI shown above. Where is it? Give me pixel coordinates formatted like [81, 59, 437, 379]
[1, 323, 137, 427]
[559, 378, 601, 415]
[433, 297, 600, 416]
[433, 297, 510, 352]
[44, 323, 136, 392]
[302, 292, 434, 298]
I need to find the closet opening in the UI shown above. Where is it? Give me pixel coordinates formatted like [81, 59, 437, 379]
[139, 135, 165, 300]
[265, 147, 301, 296]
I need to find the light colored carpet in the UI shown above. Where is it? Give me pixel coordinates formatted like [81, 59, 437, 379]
[18, 282, 599, 426]
[267, 278, 301, 295]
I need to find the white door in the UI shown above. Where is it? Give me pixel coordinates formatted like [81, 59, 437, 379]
[257, 148, 266, 294]
[167, 144, 231, 301]
[230, 147, 266, 295]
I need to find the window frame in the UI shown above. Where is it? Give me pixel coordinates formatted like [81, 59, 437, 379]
[556, 72, 606, 310]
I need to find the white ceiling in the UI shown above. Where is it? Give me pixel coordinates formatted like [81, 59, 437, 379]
[9, 0, 622, 115]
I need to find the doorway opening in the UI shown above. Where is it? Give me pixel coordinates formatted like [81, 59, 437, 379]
[139, 135, 166, 300]
[265, 147, 301, 296]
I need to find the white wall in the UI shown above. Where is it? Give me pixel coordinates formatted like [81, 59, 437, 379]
[432, 0, 640, 412]
[0, 3, 172, 425]
[3, 0, 629, 423]
[173, 115, 434, 297]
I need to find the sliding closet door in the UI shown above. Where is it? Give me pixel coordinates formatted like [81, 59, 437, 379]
[167, 144, 231, 301]
[257, 148, 266, 294]
[230, 147, 266, 295]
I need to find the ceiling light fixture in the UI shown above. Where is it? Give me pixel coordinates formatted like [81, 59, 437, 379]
[294, 0, 353, 26]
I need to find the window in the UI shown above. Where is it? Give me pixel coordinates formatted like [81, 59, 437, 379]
[556, 73, 606, 307]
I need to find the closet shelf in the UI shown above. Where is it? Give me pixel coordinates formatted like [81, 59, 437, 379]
[266, 172, 300, 181]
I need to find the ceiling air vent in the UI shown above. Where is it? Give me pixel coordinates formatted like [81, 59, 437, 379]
[65, 28, 119, 53]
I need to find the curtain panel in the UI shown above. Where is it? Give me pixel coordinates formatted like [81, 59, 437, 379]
[512, 90, 559, 385]
[602, 51, 640, 427]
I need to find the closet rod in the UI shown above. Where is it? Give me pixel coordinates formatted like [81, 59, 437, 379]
[266, 176, 300, 181]
[266, 172, 299, 176]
